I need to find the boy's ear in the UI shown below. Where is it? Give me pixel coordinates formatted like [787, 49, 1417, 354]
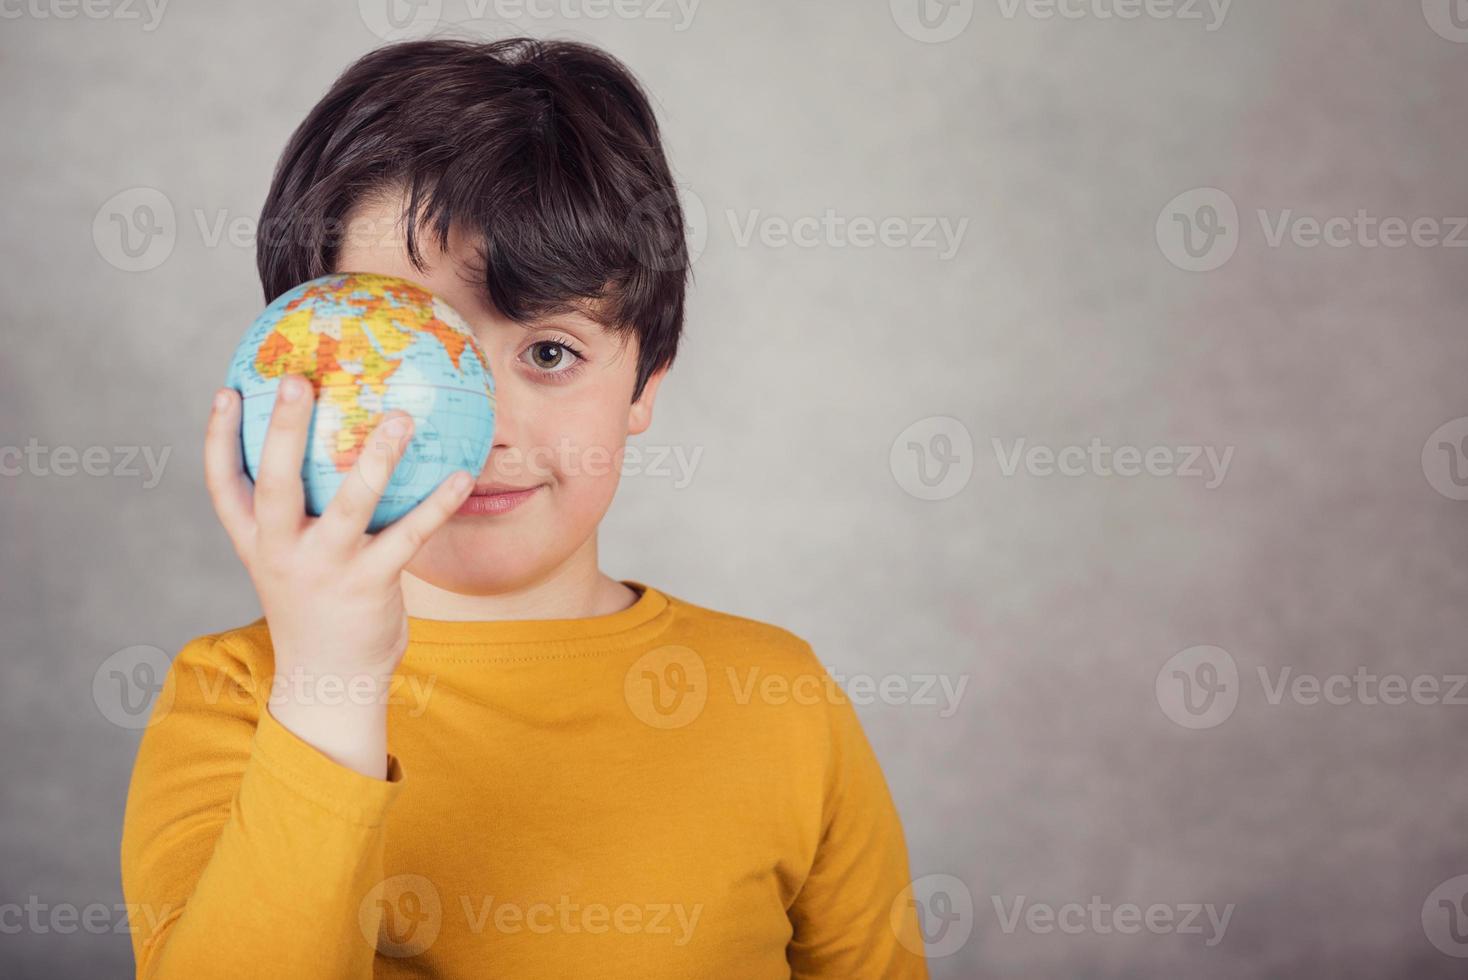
[627, 366, 668, 437]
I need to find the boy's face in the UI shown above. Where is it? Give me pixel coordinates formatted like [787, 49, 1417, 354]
[333, 194, 665, 595]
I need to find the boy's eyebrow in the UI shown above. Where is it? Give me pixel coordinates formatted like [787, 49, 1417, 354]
[513, 315, 605, 333]
[515, 299, 615, 333]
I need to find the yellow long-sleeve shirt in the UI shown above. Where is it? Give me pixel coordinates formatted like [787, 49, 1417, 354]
[121, 581, 930, 978]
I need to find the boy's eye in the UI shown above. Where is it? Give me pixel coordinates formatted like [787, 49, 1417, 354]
[522, 340, 581, 374]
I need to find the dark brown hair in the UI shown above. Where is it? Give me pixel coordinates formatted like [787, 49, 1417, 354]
[255, 37, 689, 402]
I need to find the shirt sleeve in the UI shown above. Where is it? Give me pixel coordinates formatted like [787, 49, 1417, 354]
[785, 661, 931, 979]
[120, 632, 404, 979]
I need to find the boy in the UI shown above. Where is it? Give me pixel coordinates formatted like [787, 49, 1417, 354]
[121, 37, 928, 979]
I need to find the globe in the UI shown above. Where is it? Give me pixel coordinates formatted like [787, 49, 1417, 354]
[226, 272, 496, 532]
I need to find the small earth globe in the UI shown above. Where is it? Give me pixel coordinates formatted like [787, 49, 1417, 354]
[226, 272, 496, 532]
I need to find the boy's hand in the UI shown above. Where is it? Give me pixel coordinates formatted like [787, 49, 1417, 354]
[203, 373, 476, 777]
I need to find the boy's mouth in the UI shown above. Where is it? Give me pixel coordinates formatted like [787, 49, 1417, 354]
[457, 482, 544, 516]
[473, 481, 540, 494]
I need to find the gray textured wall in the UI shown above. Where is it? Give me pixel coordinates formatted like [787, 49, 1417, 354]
[3, 1, 1468, 976]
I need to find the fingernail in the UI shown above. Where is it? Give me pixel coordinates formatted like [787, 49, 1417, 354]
[280, 378, 302, 402]
[384, 417, 409, 439]
[213, 390, 231, 413]
[451, 471, 474, 493]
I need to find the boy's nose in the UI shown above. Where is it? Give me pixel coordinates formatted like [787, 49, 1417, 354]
[487, 375, 519, 449]
[481, 381, 535, 480]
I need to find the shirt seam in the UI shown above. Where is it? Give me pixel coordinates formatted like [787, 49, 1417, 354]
[250, 735, 400, 829]
[405, 614, 676, 662]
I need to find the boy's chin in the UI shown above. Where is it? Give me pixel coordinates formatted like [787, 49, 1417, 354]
[403, 535, 568, 598]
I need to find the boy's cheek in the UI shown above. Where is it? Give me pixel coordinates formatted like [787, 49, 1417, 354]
[542, 462, 625, 543]
[524, 410, 629, 481]
[551, 464, 623, 517]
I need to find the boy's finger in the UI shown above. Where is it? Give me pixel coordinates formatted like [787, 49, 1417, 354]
[203, 388, 256, 551]
[312, 412, 413, 549]
[365, 469, 475, 574]
[254, 374, 313, 539]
